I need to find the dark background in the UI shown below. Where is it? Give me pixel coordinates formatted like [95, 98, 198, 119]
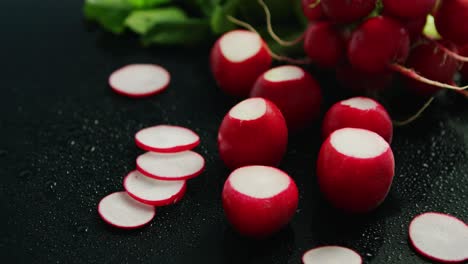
[0, 0, 467, 263]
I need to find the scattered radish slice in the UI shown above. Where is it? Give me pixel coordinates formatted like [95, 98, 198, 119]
[98, 191, 155, 229]
[109, 64, 170, 98]
[135, 125, 200, 153]
[302, 246, 362, 264]
[409, 212, 468, 263]
[123, 170, 187, 206]
[136, 151, 205, 180]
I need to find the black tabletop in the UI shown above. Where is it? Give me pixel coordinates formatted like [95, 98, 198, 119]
[1, 1, 467, 263]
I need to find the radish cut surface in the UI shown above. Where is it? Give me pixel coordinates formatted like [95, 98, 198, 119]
[220, 31, 262, 62]
[409, 212, 468, 263]
[330, 128, 389, 158]
[229, 165, 290, 198]
[341, 97, 377, 110]
[264, 65, 304, 82]
[229, 97, 267, 121]
[136, 151, 205, 180]
[135, 125, 200, 153]
[302, 246, 362, 264]
[98, 191, 155, 229]
[123, 170, 186, 206]
[109, 64, 170, 98]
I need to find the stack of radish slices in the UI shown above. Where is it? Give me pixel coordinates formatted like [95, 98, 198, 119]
[98, 125, 204, 229]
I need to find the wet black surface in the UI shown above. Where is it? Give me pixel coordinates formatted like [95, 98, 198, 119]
[0, 1, 467, 263]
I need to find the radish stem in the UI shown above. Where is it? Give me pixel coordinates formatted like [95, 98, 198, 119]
[309, 0, 321, 8]
[393, 97, 435, 126]
[424, 37, 468, 62]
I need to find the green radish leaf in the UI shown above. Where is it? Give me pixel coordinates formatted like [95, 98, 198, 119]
[210, 0, 240, 34]
[196, 0, 221, 16]
[142, 19, 210, 45]
[128, 0, 172, 9]
[125, 7, 187, 34]
[84, 0, 133, 34]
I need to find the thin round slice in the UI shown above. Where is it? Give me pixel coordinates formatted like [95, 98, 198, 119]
[136, 151, 205, 180]
[135, 125, 200, 153]
[302, 246, 362, 264]
[109, 64, 170, 98]
[409, 212, 468, 263]
[98, 191, 155, 229]
[123, 170, 187, 206]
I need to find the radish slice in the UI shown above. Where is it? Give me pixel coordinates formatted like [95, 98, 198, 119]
[98, 191, 155, 229]
[135, 125, 200, 153]
[136, 151, 205, 180]
[123, 170, 187, 206]
[302, 246, 362, 264]
[109, 64, 170, 98]
[409, 212, 468, 263]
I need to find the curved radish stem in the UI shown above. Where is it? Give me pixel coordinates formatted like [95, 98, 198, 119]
[226, 16, 311, 65]
[393, 97, 435, 126]
[308, 0, 321, 8]
[389, 64, 468, 91]
[257, 0, 304, 47]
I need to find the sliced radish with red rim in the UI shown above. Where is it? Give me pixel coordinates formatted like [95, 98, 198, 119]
[135, 125, 200, 153]
[123, 170, 187, 206]
[302, 246, 362, 264]
[98, 191, 155, 229]
[109, 64, 170, 98]
[409, 212, 468, 263]
[136, 151, 205, 180]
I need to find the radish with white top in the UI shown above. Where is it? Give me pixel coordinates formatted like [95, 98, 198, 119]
[302, 246, 362, 264]
[135, 125, 200, 153]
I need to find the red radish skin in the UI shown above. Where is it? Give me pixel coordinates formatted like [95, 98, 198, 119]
[383, 0, 436, 19]
[218, 98, 288, 170]
[321, 0, 376, 23]
[210, 30, 272, 97]
[222, 165, 298, 238]
[336, 62, 394, 93]
[348, 16, 410, 73]
[317, 128, 395, 213]
[123, 171, 187, 206]
[402, 16, 426, 41]
[304, 22, 345, 68]
[136, 151, 205, 181]
[250, 66, 322, 131]
[302, 246, 362, 264]
[98, 192, 155, 229]
[135, 125, 200, 153]
[409, 212, 468, 263]
[109, 64, 170, 98]
[322, 97, 393, 143]
[460, 45, 468, 81]
[301, 0, 324, 21]
[435, 0, 468, 45]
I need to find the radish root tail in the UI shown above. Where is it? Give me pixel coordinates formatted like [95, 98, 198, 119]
[393, 97, 435, 126]
[390, 64, 468, 90]
[425, 37, 468, 62]
[309, 0, 321, 8]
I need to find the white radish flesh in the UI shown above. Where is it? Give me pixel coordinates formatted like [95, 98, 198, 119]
[98, 191, 155, 229]
[123, 170, 186, 206]
[302, 246, 362, 264]
[135, 125, 200, 153]
[136, 151, 205, 180]
[109, 64, 170, 98]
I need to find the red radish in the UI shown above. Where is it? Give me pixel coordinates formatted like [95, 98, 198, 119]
[98, 191, 155, 229]
[402, 16, 427, 41]
[302, 246, 362, 264]
[135, 125, 200, 153]
[250, 65, 322, 131]
[108, 64, 170, 98]
[136, 151, 205, 180]
[218, 98, 288, 170]
[348, 16, 410, 74]
[303, 21, 345, 68]
[321, 0, 376, 23]
[382, 0, 436, 19]
[336, 62, 394, 93]
[435, 0, 468, 45]
[222, 165, 298, 238]
[409, 212, 468, 263]
[123, 170, 187, 206]
[317, 128, 394, 213]
[301, 0, 324, 21]
[322, 97, 393, 143]
[210, 30, 272, 97]
[460, 45, 468, 81]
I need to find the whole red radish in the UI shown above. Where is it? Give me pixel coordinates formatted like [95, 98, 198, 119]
[222, 165, 298, 238]
[336, 62, 394, 93]
[210, 30, 272, 97]
[301, 0, 324, 21]
[321, 0, 376, 23]
[348, 16, 410, 73]
[435, 0, 468, 45]
[304, 21, 345, 68]
[218, 98, 288, 170]
[383, 0, 436, 19]
[250, 65, 322, 131]
[460, 45, 468, 81]
[317, 128, 395, 213]
[322, 97, 393, 143]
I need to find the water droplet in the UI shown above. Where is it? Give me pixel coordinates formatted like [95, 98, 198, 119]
[77, 226, 88, 233]
[45, 181, 57, 198]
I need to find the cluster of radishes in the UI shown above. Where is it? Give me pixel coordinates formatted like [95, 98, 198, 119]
[98, 125, 204, 229]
